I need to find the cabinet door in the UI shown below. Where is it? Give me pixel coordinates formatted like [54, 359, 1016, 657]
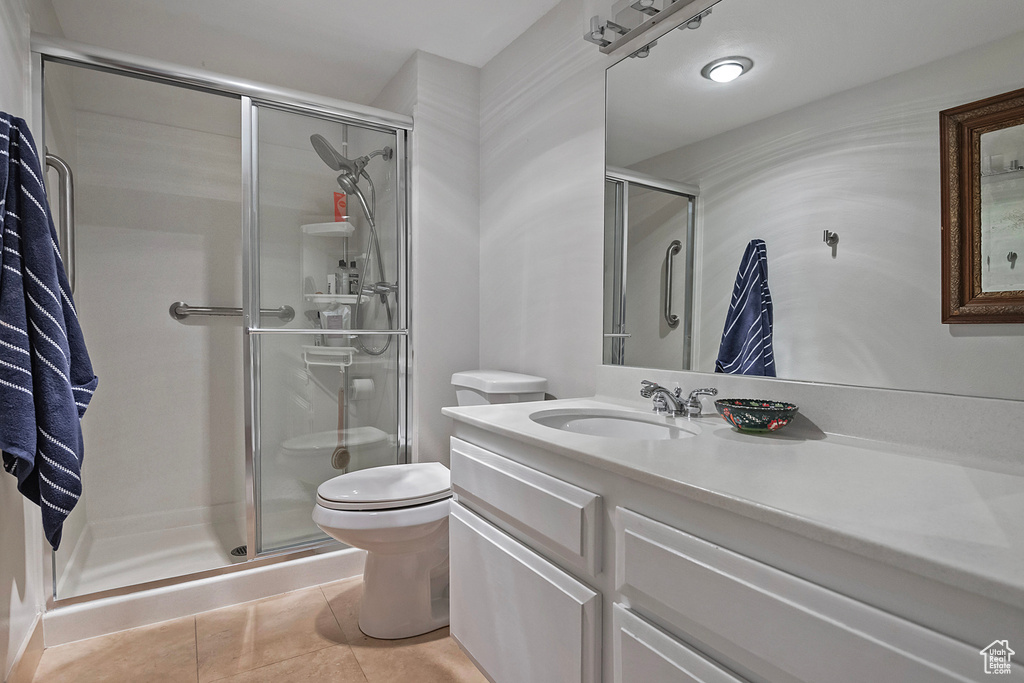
[614, 605, 748, 683]
[616, 507, 982, 683]
[450, 502, 601, 683]
[450, 437, 602, 575]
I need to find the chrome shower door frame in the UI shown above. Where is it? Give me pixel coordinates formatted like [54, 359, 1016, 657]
[243, 98, 411, 558]
[33, 35, 412, 605]
[604, 167, 699, 370]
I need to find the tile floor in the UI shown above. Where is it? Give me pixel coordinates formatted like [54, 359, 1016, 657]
[32, 578, 487, 682]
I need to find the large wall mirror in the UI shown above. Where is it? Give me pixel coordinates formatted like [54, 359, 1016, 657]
[604, 0, 1024, 401]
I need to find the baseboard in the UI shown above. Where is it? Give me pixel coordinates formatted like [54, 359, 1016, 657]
[5, 614, 43, 683]
[43, 547, 365, 647]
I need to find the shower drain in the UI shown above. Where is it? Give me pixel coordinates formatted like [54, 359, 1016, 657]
[230, 545, 247, 557]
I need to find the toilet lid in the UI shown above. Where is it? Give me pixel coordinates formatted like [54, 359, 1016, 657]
[316, 462, 451, 511]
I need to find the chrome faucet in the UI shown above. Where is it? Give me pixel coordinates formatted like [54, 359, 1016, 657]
[641, 381, 717, 418]
[640, 380, 684, 415]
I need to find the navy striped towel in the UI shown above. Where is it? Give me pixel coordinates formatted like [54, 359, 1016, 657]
[715, 239, 775, 376]
[0, 113, 98, 550]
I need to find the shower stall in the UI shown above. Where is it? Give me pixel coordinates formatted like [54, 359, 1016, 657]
[33, 37, 410, 602]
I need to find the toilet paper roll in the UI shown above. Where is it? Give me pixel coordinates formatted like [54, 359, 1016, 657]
[349, 378, 375, 400]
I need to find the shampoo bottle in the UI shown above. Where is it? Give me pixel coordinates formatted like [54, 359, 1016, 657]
[348, 261, 360, 295]
[335, 260, 349, 296]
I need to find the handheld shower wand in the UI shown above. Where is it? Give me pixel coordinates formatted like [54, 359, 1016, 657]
[310, 133, 396, 356]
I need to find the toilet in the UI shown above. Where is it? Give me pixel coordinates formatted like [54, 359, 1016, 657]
[312, 369, 547, 639]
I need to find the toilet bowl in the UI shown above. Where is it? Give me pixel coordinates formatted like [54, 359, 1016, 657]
[313, 462, 452, 639]
[312, 370, 547, 640]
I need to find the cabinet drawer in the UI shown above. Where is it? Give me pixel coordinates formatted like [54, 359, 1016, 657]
[616, 507, 979, 683]
[614, 604, 748, 683]
[450, 437, 602, 574]
[450, 502, 601, 683]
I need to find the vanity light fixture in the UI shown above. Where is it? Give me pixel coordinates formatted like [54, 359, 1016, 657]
[701, 56, 754, 83]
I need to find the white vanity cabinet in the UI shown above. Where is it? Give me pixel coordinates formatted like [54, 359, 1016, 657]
[447, 428, 1010, 683]
[449, 437, 603, 683]
[615, 508, 980, 683]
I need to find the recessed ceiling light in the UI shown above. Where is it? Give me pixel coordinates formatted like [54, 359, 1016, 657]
[701, 56, 754, 83]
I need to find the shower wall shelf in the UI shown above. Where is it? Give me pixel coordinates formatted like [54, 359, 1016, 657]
[301, 221, 355, 236]
[304, 293, 367, 306]
[302, 345, 356, 372]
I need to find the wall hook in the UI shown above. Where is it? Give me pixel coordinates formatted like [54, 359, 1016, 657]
[1009, 251, 1018, 269]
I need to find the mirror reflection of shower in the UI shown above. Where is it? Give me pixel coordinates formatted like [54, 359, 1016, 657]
[310, 133, 396, 355]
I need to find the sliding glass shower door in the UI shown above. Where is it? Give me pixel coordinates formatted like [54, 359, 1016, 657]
[38, 47, 409, 600]
[42, 60, 247, 599]
[604, 172, 696, 370]
[249, 104, 408, 553]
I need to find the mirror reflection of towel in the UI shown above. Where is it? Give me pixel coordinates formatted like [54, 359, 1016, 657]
[715, 239, 775, 376]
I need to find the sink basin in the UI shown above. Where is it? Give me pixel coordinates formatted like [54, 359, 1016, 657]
[530, 408, 700, 440]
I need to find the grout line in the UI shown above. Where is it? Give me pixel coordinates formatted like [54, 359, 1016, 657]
[319, 584, 348, 642]
[203, 644, 363, 683]
[319, 582, 372, 682]
[193, 617, 200, 683]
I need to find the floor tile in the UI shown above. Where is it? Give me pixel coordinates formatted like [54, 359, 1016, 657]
[206, 645, 366, 682]
[120, 617, 200, 682]
[322, 578, 485, 683]
[34, 616, 198, 683]
[348, 628, 487, 683]
[195, 587, 345, 682]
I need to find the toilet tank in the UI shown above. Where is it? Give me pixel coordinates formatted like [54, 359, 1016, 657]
[451, 370, 547, 406]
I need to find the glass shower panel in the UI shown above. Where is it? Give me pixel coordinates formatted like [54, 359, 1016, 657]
[623, 184, 693, 370]
[254, 105, 404, 553]
[603, 178, 695, 371]
[43, 61, 245, 599]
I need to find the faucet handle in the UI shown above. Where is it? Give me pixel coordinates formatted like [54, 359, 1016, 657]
[687, 387, 718, 401]
[684, 387, 718, 417]
[640, 380, 660, 398]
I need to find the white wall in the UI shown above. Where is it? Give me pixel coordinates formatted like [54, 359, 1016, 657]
[636, 30, 1024, 400]
[1, 1, 46, 679]
[374, 51, 481, 466]
[478, 0, 611, 400]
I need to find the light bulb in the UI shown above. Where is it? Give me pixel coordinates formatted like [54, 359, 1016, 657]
[700, 56, 753, 83]
[708, 62, 743, 82]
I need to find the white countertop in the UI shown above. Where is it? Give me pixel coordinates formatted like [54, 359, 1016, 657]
[443, 396, 1024, 610]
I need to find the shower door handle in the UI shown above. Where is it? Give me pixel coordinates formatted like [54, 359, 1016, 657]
[664, 240, 682, 328]
[46, 152, 76, 293]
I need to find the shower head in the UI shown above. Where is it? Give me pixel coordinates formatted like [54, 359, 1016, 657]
[310, 134, 393, 182]
[310, 133, 353, 173]
[312, 133, 394, 225]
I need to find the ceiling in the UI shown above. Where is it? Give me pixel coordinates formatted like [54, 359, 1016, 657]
[45, 0, 563, 105]
[607, 0, 1024, 167]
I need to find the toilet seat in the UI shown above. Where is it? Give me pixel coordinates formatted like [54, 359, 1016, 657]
[317, 462, 451, 511]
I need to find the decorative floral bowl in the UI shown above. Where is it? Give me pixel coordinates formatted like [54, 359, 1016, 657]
[714, 399, 799, 433]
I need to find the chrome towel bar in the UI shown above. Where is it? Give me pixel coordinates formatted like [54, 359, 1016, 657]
[45, 152, 75, 293]
[169, 301, 295, 323]
[664, 239, 682, 328]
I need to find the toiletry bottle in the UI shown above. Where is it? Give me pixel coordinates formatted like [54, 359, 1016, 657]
[335, 259, 349, 297]
[334, 191, 347, 222]
[348, 261, 360, 295]
[326, 270, 335, 295]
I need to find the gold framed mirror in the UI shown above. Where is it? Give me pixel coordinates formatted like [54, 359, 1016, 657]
[941, 87, 1024, 323]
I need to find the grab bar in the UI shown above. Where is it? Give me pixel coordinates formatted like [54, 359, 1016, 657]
[602, 333, 632, 338]
[45, 152, 75, 293]
[169, 301, 295, 323]
[664, 240, 682, 328]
